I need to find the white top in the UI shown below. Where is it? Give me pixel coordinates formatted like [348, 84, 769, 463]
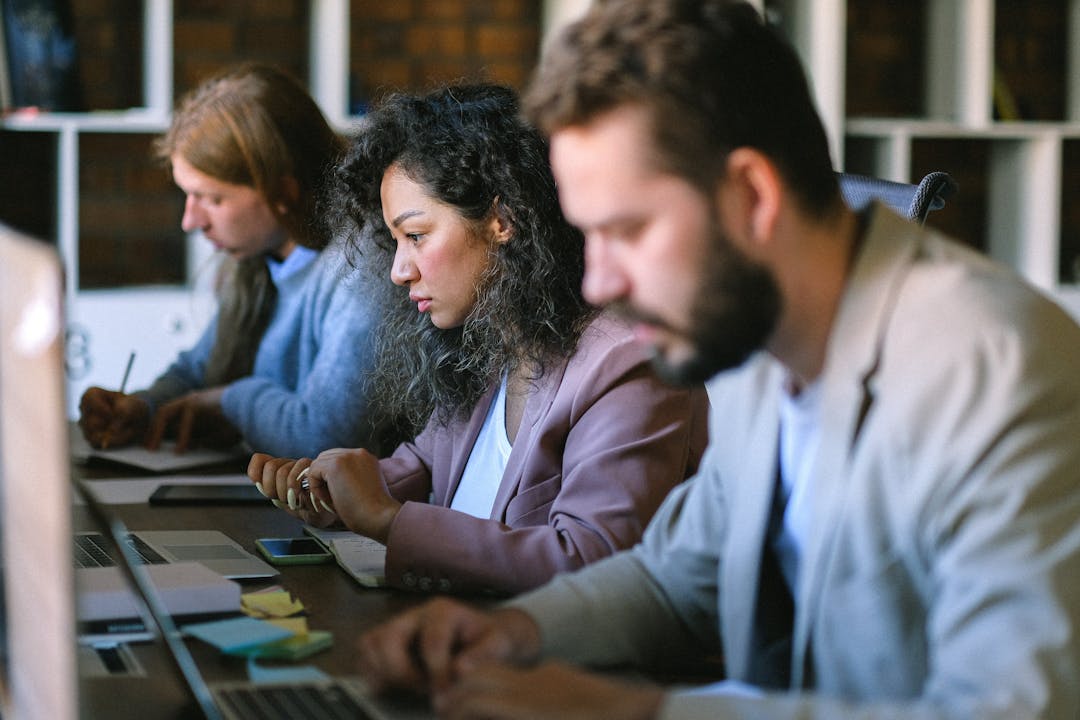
[450, 377, 513, 519]
[774, 377, 823, 592]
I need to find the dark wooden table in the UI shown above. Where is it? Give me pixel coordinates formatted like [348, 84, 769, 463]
[73, 459, 433, 718]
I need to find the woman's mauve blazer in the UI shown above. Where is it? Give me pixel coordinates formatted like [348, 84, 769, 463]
[378, 313, 710, 596]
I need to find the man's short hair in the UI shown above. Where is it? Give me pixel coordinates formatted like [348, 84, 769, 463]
[524, 0, 840, 217]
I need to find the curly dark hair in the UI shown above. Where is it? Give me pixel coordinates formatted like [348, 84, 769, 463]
[331, 83, 593, 433]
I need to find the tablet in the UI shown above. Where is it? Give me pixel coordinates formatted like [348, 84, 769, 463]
[148, 483, 269, 505]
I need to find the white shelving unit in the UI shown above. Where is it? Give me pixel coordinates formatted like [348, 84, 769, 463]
[770, 0, 1080, 320]
[0, 0, 353, 416]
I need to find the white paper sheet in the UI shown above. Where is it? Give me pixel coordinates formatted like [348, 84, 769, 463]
[70, 421, 248, 472]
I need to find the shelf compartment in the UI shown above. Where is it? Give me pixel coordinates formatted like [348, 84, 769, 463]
[0, 129, 57, 240]
[77, 133, 185, 289]
[1060, 139, 1080, 284]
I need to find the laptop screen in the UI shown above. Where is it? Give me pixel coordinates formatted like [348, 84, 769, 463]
[0, 223, 78, 720]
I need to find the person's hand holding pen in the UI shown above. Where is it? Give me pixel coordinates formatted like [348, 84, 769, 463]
[248, 449, 403, 544]
[77, 352, 151, 450]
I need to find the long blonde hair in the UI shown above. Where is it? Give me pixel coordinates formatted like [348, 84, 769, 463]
[155, 64, 346, 385]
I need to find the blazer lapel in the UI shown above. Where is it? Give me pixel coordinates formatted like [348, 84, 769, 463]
[444, 384, 498, 506]
[722, 359, 784, 680]
[790, 206, 922, 686]
[490, 357, 569, 520]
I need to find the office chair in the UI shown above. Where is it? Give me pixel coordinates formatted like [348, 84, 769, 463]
[837, 171, 957, 225]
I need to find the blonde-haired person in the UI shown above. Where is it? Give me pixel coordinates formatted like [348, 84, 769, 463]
[78, 63, 383, 458]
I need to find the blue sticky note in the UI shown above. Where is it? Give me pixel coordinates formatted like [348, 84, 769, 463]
[183, 616, 295, 653]
[247, 657, 330, 684]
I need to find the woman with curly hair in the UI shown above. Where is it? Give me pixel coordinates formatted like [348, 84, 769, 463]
[249, 83, 709, 596]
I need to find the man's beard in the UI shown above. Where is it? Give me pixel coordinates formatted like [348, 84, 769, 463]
[616, 226, 781, 386]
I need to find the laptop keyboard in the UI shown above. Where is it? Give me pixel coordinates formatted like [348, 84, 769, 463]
[213, 682, 379, 720]
[74, 533, 169, 568]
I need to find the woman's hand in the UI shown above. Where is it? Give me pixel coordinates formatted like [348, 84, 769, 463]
[304, 448, 402, 543]
[247, 452, 337, 524]
[248, 448, 401, 538]
[78, 387, 150, 449]
[145, 387, 239, 453]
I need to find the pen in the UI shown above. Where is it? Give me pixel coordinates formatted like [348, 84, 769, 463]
[118, 350, 136, 394]
[101, 351, 136, 449]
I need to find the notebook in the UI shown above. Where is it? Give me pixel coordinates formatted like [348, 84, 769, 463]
[70, 423, 250, 473]
[0, 225, 431, 720]
[303, 525, 388, 587]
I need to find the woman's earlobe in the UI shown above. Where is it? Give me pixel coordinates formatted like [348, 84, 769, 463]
[489, 198, 514, 245]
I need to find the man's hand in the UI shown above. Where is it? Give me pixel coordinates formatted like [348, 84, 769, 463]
[145, 387, 239, 453]
[356, 599, 542, 695]
[435, 661, 664, 720]
[78, 387, 150, 449]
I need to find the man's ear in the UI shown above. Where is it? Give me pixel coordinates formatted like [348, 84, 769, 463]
[488, 197, 514, 245]
[718, 148, 782, 248]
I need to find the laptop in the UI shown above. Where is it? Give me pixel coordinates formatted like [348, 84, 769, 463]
[76, 528, 278, 580]
[0, 224, 430, 720]
[1, 224, 80, 719]
[74, 527, 276, 642]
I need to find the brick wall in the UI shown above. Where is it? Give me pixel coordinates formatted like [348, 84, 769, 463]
[350, 0, 540, 109]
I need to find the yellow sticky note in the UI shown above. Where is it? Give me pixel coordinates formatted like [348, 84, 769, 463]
[241, 590, 305, 618]
[266, 617, 310, 636]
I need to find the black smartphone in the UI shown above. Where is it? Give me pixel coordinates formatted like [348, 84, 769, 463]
[255, 537, 335, 565]
[148, 483, 268, 505]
